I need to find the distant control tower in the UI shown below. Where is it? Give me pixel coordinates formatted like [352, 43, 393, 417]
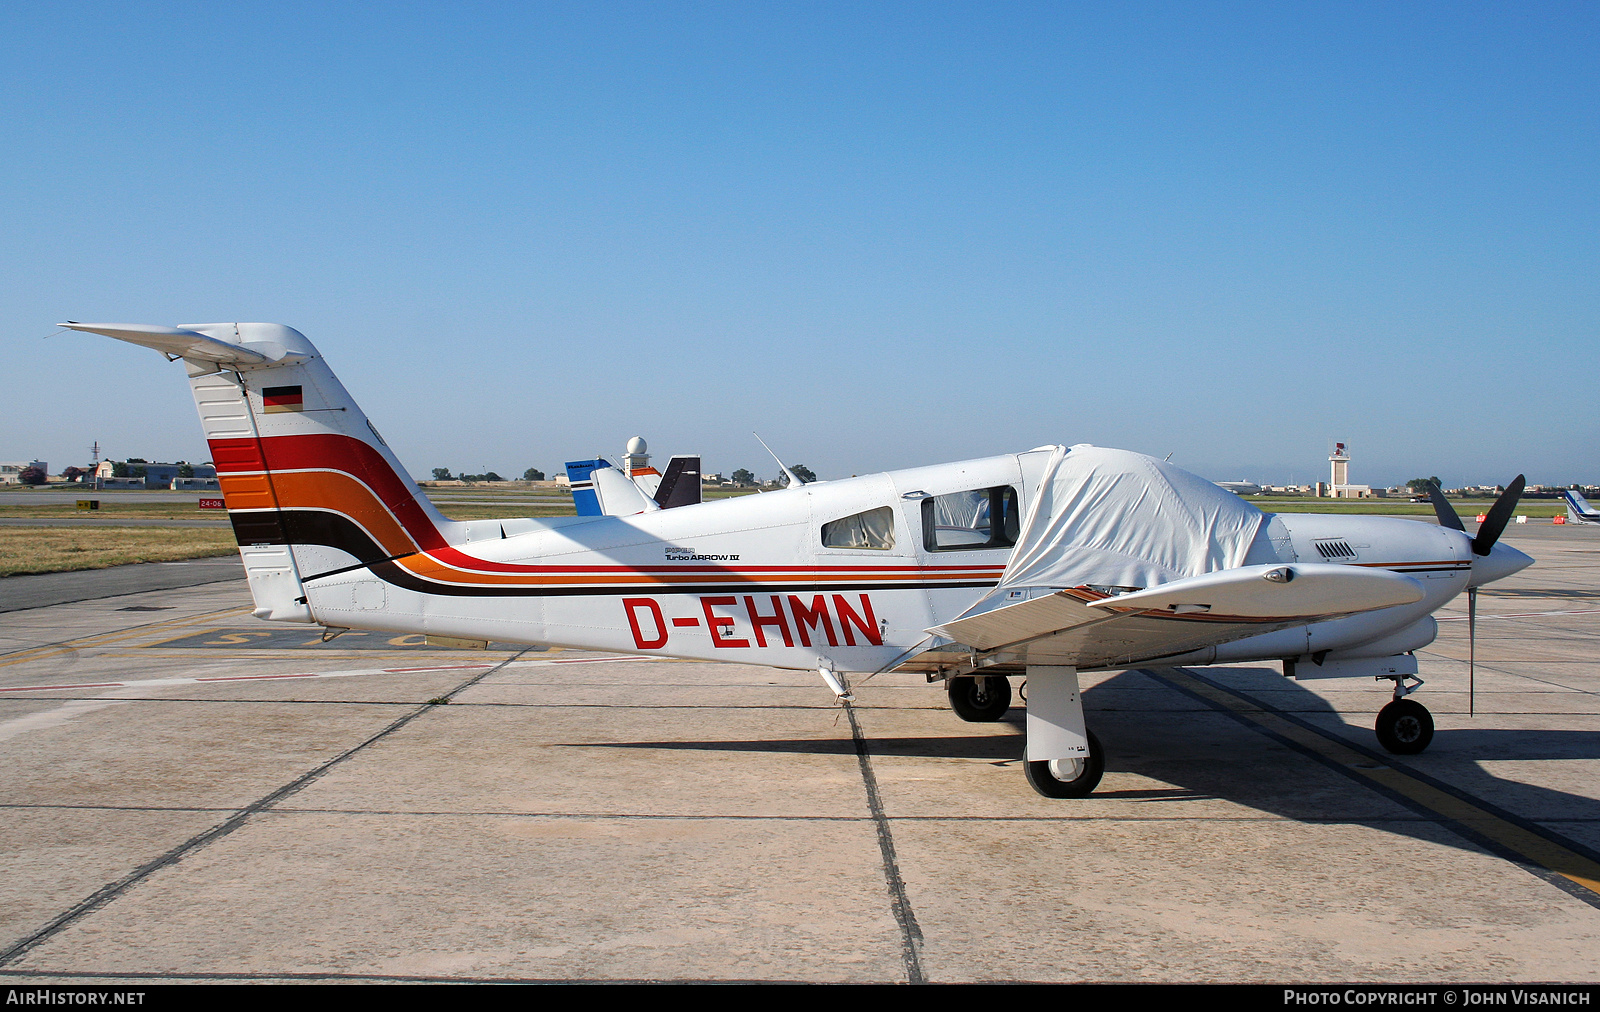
[1329, 441, 1350, 488]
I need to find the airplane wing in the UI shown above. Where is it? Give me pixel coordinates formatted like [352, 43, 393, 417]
[895, 564, 1424, 676]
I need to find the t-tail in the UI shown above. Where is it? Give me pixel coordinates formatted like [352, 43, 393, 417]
[59, 323, 465, 622]
[1564, 490, 1600, 525]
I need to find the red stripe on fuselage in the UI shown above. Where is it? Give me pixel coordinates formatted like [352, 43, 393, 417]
[207, 433, 1013, 582]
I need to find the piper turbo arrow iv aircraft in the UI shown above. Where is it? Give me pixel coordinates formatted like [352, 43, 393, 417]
[62, 322, 1535, 798]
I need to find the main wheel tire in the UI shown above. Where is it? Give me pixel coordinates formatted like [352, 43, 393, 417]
[948, 675, 1012, 722]
[1024, 730, 1105, 798]
[1375, 699, 1434, 754]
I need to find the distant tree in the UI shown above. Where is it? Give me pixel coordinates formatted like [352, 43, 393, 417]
[62, 466, 85, 483]
[177, 463, 195, 478]
[483, 471, 504, 483]
[731, 468, 755, 487]
[523, 467, 546, 481]
[432, 468, 454, 481]
[1406, 477, 1443, 493]
[111, 461, 128, 477]
[790, 464, 816, 484]
[18, 466, 46, 485]
[127, 457, 147, 464]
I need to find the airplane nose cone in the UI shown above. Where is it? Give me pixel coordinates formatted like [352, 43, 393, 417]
[1468, 540, 1534, 588]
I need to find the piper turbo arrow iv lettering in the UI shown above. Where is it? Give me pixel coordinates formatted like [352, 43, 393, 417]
[61, 321, 1534, 798]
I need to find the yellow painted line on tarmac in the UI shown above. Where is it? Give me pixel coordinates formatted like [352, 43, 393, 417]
[0, 606, 251, 669]
[1149, 667, 1600, 899]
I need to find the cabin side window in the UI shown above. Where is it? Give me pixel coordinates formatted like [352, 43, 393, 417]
[821, 506, 896, 550]
[922, 486, 1020, 551]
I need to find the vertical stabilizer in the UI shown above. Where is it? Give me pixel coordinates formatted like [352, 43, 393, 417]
[61, 322, 463, 623]
[653, 455, 703, 509]
[1565, 491, 1600, 524]
[564, 459, 611, 516]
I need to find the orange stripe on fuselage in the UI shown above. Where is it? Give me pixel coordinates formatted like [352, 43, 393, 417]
[391, 553, 997, 588]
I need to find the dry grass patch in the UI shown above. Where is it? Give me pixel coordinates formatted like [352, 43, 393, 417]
[0, 527, 237, 577]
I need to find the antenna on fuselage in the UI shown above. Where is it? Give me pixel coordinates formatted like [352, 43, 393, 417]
[753, 432, 808, 488]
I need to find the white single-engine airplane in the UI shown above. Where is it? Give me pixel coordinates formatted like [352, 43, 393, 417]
[62, 322, 1535, 797]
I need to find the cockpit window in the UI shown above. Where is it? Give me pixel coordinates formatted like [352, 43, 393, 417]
[821, 506, 896, 550]
[922, 486, 1020, 551]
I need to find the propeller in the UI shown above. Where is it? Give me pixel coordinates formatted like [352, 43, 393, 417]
[1425, 476, 1526, 717]
[1424, 481, 1464, 532]
[1472, 474, 1526, 558]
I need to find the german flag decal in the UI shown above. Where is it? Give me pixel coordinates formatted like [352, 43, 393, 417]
[262, 386, 304, 413]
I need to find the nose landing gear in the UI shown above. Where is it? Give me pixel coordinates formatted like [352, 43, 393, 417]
[1375, 699, 1434, 754]
[1374, 673, 1434, 754]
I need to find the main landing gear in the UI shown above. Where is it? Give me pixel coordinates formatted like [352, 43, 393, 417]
[1374, 673, 1434, 755]
[942, 667, 1104, 797]
[1024, 729, 1105, 798]
[947, 675, 1012, 721]
[1021, 665, 1104, 798]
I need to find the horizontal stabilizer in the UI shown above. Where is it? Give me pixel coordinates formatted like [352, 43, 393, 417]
[58, 322, 313, 368]
[1085, 563, 1424, 618]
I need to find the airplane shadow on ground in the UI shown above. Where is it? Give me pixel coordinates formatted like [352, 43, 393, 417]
[574, 667, 1600, 864]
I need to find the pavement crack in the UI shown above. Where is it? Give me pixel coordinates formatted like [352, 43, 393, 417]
[843, 699, 926, 985]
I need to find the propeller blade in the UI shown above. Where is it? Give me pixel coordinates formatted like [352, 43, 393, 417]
[1468, 585, 1477, 717]
[1426, 481, 1465, 532]
[1472, 474, 1526, 556]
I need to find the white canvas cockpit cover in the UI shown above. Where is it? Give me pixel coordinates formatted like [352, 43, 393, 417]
[997, 444, 1265, 593]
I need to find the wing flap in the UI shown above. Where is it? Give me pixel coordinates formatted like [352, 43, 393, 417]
[930, 592, 1119, 653]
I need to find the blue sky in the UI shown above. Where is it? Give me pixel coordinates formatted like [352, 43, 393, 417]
[5, 2, 1596, 487]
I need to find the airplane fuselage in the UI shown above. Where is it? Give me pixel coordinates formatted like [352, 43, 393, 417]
[295, 447, 1485, 676]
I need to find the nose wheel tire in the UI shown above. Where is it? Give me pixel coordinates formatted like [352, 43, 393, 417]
[1024, 730, 1105, 798]
[1375, 699, 1434, 755]
[948, 675, 1012, 722]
